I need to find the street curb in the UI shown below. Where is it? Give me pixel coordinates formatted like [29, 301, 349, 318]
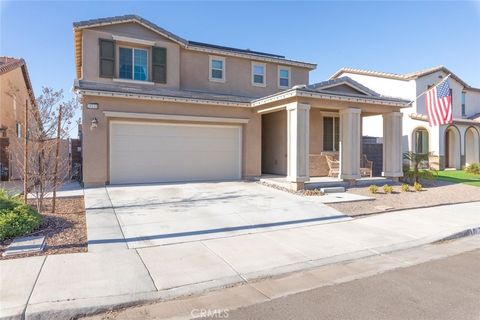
[15, 225, 479, 320]
[435, 227, 480, 242]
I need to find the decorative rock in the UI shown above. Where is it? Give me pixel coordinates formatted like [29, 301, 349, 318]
[2, 236, 45, 257]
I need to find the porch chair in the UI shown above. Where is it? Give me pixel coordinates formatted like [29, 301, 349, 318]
[325, 155, 340, 178]
[360, 154, 373, 178]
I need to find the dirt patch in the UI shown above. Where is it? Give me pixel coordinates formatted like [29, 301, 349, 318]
[328, 180, 480, 217]
[0, 196, 87, 259]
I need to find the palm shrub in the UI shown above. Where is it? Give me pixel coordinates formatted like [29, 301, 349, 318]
[401, 183, 410, 192]
[403, 152, 437, 184]
[368, 185, 378, 194]
[0, 190, 42, 242]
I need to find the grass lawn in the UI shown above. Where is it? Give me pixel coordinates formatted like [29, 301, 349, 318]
[436, 170, 480, 187]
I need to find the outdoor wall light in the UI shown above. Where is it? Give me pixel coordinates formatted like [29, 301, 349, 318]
[90, 117, 98, 130]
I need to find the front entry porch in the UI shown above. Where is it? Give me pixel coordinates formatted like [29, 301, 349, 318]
[255, 78, 409, 191]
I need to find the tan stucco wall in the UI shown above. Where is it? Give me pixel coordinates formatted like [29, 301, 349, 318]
[261, 111, 287, 175]
[80, 22, 310, 97]
[180, 50, 309, 97]
[309, 108, 323, 154]
[81, 96, 261, 185]
[0, 67, 29, 179]
[261, 108, 331, 176]
[82, 25, 181, 89]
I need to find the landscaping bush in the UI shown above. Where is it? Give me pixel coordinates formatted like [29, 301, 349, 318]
[465, 163, 480, 175]
[413, 182, 423, 192]
[402, 152, 438, 184]
[401, 183, 410, 192]
[383, 184, 393, 194]
[368, 185, 378, 194]
[0, 190, 42, 242]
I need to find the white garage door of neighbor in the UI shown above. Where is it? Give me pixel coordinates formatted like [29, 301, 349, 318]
[109, 121, 242, 184]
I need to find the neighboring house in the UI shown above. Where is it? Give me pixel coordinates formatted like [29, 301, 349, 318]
[73, 15, 409, 190]
[0, 57, 36, 181]
[331, 66, 480, 170]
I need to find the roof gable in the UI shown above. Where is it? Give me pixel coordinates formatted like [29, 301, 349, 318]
[307, 77, 380, 97]
[331, 66, 480, 92]
[73, 15, 187, 46]
[73, 15, 316, 79]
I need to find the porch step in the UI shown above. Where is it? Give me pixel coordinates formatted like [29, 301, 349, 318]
[320, 187, 346, 194]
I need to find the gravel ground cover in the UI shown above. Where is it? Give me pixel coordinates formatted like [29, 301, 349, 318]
[0, 196, 87, 259]
[327, 180, 480, 216]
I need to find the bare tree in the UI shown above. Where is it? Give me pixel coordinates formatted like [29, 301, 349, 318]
[7, 86, 79, 212]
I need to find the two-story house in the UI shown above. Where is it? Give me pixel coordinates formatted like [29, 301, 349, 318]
[0, 57, 36, 181]
[331, 66, 480, 170]
[74, 15, 409, 190]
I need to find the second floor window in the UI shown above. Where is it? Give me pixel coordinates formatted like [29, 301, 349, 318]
[119, 47, 148, 81]
[252, 62, 266, 86]
[209, 56, 225, 82]
[278, 67, 290, 88]
[462, 91, 466, 117]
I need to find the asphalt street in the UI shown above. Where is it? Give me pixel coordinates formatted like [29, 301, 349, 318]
[211, 249, 480, 320]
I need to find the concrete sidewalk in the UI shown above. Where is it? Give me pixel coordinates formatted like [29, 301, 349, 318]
[1, 201, 479, 320]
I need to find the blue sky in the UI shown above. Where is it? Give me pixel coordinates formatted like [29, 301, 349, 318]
[1, 0, 480, 101]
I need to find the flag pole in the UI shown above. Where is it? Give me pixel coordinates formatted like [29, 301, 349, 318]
[407, 74, 451, 106]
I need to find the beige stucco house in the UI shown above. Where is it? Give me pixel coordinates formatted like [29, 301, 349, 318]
[74, 15, 409, 190]
[0, 57, 36, 181]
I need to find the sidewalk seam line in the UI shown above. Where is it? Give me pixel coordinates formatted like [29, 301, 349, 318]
[104, 186, 128, 249]
[135, 249, 159, 291]
[200, 241, 249, 283]
[22, 255, 47, 319]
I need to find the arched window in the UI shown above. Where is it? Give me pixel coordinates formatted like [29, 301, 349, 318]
[414, 128, 429, 154]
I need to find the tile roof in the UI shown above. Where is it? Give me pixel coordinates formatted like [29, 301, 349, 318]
[307, 77, 382, 97]
[331, 66, 480, 92]
[0, 57, 25, 75]
[186, 41, 285, 59]
[73, 15, 188, 46]
[73, 15, 291, 60]
[74, 80, 254, 104]
[468, 113, 480, 122]
[72, 15, 316, 80]
[0, 57, 36, 106]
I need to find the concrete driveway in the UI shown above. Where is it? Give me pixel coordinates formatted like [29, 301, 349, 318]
[103, 181, 349, 248]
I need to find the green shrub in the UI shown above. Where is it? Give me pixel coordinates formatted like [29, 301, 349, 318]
[465, 163, 480, 175]
[0, 190, 41, 242]
[401, 183, 410, 192]
[413, 182, 423, 192]
[0, 189, 22, 211]
[383, 184, 393, 194]
[368, 185, 378, 194]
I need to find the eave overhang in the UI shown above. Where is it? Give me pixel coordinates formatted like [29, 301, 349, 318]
[409, 113, 480, 126]
[75, 88, 251, 108]
[252, 88, 410, 109]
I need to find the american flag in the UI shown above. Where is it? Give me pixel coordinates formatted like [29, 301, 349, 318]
[426, 78, 452, 127]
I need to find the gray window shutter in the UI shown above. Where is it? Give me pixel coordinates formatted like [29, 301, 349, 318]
[152, 47, 167, 83]
[99, 39, 115, 78]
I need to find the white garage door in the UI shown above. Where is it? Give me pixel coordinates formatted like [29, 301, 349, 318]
[109, 121, 242, 184]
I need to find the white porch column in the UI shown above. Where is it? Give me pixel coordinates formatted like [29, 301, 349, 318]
[339, 108, 361, 180]
[286, 102, 310, 190]
[383, 111, 403, 178]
